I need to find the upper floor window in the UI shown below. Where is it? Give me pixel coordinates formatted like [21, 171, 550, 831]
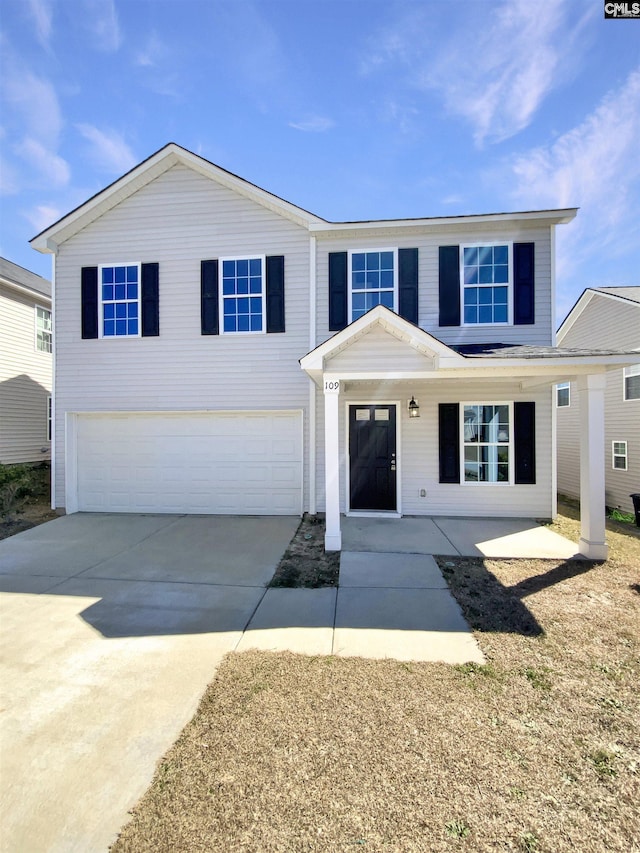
[349, 249, 396, 322]
[100, 264, 140, 337]
[221, 257, 264, 333]
[462, 244, 511, 325]
[462, 403, 511, 483]
[36, 306, 52, 352]
[556, 382, 570, 407]
[623, 364, 640, 400]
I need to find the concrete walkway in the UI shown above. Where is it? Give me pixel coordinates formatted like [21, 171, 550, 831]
[237, 551, 484, 664]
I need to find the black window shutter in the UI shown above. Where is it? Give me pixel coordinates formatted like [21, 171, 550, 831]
[398, 248, 419, 324]
[328, 251, 348, 331]
[81, 266, 98, 339]
[439, 246, 460, 326]
[439, 403, 460, 483]
[514, 242, 535, 325]
[266, 255, 285, 333]
[514, 401, 536, 484]
[141, 262, 159, 337]
[201, 260, 219, 335]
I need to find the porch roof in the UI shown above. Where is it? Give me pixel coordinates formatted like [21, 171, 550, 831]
[300, 306, 638, 386]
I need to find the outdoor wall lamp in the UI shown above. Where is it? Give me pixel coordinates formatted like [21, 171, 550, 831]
[408, 396, 420, 418]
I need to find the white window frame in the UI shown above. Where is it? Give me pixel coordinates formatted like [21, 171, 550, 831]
[623, 364, 640, 401]
[348, 248, 398, 323]
[612, 441, 628, 471]
[461, 401, 513, 485]
[219, 254, 266, 335]
[47, 396, 52, 442]
[556, 382, 570, 408]
[98, 263, 142, 340]
[35, 305, 52, 353]
[460, 241, 513, 327]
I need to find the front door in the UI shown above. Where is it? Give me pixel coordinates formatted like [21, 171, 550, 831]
[349, 405, 397, 511]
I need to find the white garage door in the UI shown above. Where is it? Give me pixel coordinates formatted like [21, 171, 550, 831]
[75, 411, 302, 514]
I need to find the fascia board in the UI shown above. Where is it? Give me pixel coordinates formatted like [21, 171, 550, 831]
[0, 276, 52, 304]
[309, 208, 578, 236]
[31, 143, 326, 253]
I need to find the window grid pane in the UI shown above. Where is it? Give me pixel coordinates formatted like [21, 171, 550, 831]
[222, 258, 263, 333]
[351, 251, 394, 321]
[612, 441, 628, 470]
[624, 364, 640, 400]
[101, 265, 139, 337]
[463, 245, 509, 325]
[36, 307, 52, 352]
[463, 404, 510, 483]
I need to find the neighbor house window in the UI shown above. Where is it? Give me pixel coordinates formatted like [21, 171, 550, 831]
[556, 382, 570, 407]
[350, 249, 396, 322]
[612, 441, 628, 471]
[36, 306, 52, 352]
[47, 396, 52, 441]
[100, 264, 140, 337]
[462, 244, 511, 325]
[221, 257, 264, 333]
[623, 364, 640, 401]
[463, 403, 511, 483]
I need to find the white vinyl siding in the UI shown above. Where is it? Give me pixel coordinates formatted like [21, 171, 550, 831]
[315, 224, 553, 348]
[556, 292, 640, 513]
[53, 163, 311, 510]
[0, 284, 52, 463]
[315, 379, 553, 519]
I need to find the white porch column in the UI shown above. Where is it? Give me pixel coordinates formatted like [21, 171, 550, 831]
[323, 377, 342, 551]
[577, 373, 609, 560]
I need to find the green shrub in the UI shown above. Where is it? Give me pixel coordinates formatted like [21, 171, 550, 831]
[0, 463, 42, 520]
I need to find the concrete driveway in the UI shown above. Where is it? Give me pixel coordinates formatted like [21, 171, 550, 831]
[0, 513, 298, 853]
[0, 511, 577, 851]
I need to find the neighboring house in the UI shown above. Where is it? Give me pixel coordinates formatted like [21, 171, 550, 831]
[30, 144, 636, 559]
[556, 287, 640, 514]
[0, 257, 52, 464]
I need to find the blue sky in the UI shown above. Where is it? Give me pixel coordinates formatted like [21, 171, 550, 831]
[1, 0, 639, 322]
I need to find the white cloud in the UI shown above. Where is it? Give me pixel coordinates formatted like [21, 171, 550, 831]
[362, 0, 593, 146]
[289, 115, 335, 133]
[27, 0, 53, 47]
[76, 124, 137, 175]
[135, 31, 166, 67]
[422, 0, 589, 145]
[509, 67, 640, 309]
[23, 204, 62, 233]
[82, 0, 121, 52]
[2, 69, 63, 147]
[18, 138, 70, 188]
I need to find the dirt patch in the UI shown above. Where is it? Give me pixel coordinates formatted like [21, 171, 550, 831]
[0, 464, 57, 541]
[112, 507, 640, 853]
[268, 513, 339, 588]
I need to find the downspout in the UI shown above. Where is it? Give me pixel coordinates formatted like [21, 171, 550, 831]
[308, 235, 317, 515]
[50, 251, 56, 510]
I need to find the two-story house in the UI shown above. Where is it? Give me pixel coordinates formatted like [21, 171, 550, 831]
[0, 257, 52, 464]
[30, 144, 635, 559]
[556, 287, 639, 515]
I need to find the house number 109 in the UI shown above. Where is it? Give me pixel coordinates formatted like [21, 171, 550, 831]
[324, 380, 340, 393]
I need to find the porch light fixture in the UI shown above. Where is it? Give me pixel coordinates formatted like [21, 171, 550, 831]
[408, 396, 420, 418]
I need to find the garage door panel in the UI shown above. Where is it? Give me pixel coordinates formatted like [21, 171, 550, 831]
[75, 412, 302, 515]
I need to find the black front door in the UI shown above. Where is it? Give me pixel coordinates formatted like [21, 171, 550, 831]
[349, 405, 397, 511]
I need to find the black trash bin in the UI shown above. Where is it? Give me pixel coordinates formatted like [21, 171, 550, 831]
[630, 494, 640, 527]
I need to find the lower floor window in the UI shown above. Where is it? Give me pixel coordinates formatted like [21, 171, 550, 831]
[463, 403, 510, 482]
[612, 441, 628, 470]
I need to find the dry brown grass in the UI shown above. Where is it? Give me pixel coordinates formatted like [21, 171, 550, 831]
[112, 508, 639, 853]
